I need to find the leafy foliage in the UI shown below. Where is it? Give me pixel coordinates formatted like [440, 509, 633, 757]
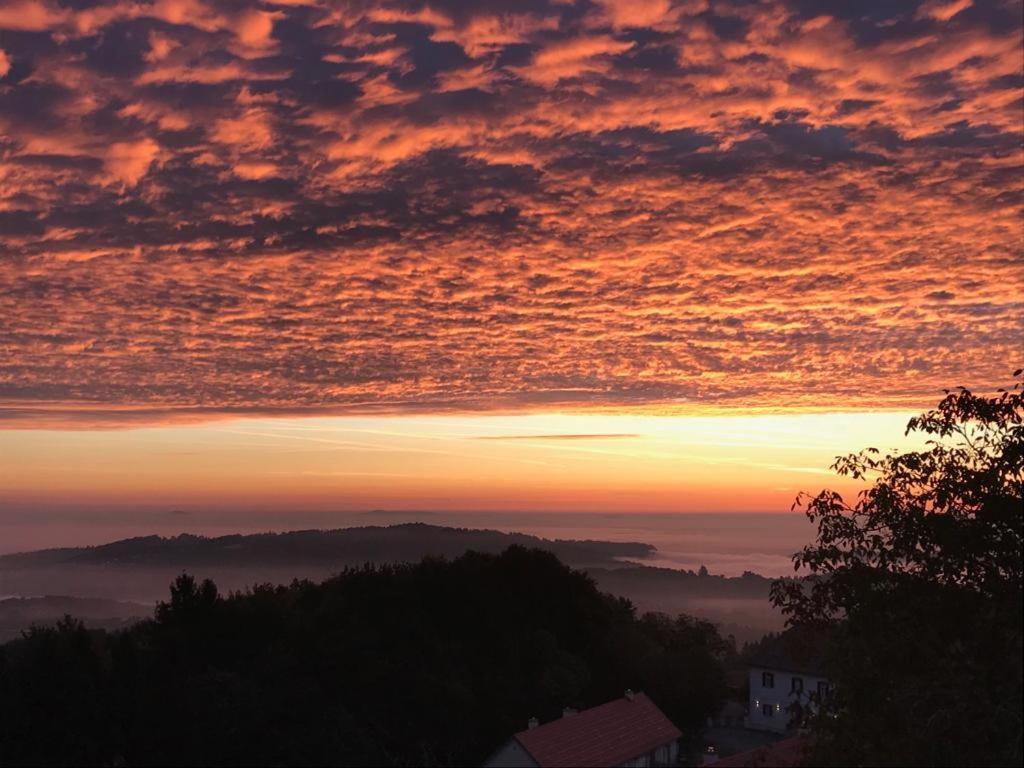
[771, 371, 1023, 766]
[0, 546, 728, 766]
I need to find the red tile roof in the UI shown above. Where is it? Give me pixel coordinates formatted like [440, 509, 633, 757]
[714, 736, 808, 767]
[513, 693, 681, 768]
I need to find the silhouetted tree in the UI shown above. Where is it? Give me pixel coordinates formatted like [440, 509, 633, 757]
[0, 546, 728, 766]
[771, 371, 1023, 767]
[0, 617, 118, 766]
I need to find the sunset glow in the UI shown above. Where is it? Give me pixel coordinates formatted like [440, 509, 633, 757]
[3, 411, 917, 515]
[1, 0, 1021, 533]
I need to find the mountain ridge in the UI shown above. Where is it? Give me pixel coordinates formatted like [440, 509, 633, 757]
[0, 523, 655, 569]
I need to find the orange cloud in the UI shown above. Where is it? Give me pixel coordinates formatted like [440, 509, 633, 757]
[0, 0, 1020, 427]
[104, 139, 161, 186]
[0, 0, 68, 31]
[593, 0, 674, 29]
[519, 35, 636, 84]
[232, 8, 283, 55]
[211, 110, 275, 150]
[917, 0, 974, 21]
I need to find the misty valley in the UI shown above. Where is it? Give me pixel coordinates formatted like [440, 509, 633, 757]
[0, 523, 783, 645]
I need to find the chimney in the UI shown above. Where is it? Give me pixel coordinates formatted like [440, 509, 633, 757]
[562, 707, 578, 718]
[527, 717, 539, 730]
[625, 689, 635, 701]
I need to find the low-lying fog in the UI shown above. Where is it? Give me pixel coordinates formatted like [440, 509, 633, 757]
[0, 510, 815, 576]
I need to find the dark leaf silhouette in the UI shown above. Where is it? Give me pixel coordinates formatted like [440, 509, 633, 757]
[771, 370, 1023, 767]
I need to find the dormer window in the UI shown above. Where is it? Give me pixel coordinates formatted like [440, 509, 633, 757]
[762, 672, 775, 688]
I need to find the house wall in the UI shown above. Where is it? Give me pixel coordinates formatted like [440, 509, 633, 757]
[622, 739, 679, 767]
[747, 667, 830, 733]
[483, 739, 539, 768]
[659, 739, 680, 766]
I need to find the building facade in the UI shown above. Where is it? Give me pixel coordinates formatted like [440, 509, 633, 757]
[746, 666, 830, 733]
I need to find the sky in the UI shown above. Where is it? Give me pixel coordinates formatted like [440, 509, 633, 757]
[0, 0, 1021, 536]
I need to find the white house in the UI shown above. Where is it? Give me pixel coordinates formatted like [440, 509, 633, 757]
[746, 665, 831, 733]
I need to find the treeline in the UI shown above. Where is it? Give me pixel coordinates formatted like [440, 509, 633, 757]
[0, 546, 729, 767]
[590, 565, 774, 600]
[0, 596, 148, 642]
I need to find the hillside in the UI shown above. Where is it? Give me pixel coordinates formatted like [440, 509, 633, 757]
[0, 523, 653, 569]
[0, 596, 150, 642]
[0, 524, 653, 602]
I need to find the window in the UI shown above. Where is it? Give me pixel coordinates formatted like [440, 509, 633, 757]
[817, 681, 830, 697]
[791, 676, 803, 693]
[762, 671, 775, 688]
[762, 703, 774, 717]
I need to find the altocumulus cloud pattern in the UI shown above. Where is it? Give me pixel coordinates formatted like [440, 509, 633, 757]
[0, 0, 1021, 425]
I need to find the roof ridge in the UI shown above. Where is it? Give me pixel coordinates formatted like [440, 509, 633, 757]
[513, 693, 681, 768]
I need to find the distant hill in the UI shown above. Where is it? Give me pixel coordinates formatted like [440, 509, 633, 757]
[0, 524, 653, 603]
[0, 523, 653, 569]
[0, 596, 150, 642]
